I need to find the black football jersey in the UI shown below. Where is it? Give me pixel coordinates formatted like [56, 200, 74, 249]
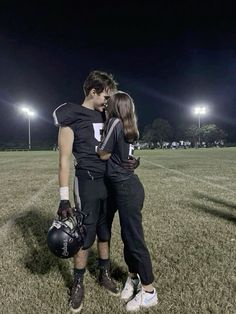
[53, 102, 106, 174]
[98, 118, 134, 182]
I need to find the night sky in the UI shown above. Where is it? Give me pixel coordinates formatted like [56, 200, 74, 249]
[0, 1, 236, 147]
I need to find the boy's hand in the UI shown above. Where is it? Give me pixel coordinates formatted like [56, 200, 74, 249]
[121, 156, 140, 171]
[57, 200, 74, 218]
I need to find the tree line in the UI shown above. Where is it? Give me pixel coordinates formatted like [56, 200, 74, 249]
[141, 118, 227, 148]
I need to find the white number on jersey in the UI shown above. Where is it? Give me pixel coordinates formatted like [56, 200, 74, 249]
[129, 144, 134, 157]
[92, 123, 104, 142]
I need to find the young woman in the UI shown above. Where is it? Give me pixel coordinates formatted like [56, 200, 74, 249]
[97, 91, 158, 312]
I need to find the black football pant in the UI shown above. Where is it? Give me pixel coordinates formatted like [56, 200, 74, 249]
[106, 174, 154, 285]
[74, 170, 110, 249]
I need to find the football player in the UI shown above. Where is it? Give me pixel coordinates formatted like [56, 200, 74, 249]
[53, 71, 139, 313]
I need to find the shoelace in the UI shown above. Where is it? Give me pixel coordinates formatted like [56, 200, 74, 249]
[75, 284, 81, 294]
[73, 278, 82, 294]
[104, 269, 112, 281]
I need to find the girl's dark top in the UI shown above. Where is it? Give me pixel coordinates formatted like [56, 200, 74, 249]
[98, 118, 134, 182]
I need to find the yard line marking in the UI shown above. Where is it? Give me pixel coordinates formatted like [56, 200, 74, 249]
[142, 158, 235, 193]
[221, 159, 236, 164]
[24, 175, 58, 208]
[0, 160, 17, 165]
[0, 176, 57, 243]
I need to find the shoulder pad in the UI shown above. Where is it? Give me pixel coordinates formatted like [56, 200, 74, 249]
[53, 102, 82, 126]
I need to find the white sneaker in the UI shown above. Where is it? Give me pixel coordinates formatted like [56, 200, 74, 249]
[126, 287, 158, 312]
[121, 276, 141, 301]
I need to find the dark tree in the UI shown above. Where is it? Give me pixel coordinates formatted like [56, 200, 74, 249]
[142, 119, 173, 147]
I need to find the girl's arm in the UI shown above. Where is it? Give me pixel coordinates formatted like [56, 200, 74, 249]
[97, 118, 120, 160]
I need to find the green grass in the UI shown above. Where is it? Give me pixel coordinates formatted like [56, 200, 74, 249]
[0, 148, 236, 314]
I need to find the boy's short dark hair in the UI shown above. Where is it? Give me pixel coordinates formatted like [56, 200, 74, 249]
[83, 70, 118, 96]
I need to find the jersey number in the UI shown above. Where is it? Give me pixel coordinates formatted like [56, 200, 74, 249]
[92, 123, 104, 142]
[129, 144, 134, 156]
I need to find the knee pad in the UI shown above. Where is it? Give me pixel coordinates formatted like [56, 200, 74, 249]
[82, 226, 96, 249]
[97, 224, 111, 242]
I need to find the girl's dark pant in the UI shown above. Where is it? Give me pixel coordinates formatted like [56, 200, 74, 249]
[106, 174, 154, 285]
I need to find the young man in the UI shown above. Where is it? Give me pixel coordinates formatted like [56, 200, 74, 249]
[53, 71, 119, 313]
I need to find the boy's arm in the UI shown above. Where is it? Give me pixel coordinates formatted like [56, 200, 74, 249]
[57, 126, 74, 218]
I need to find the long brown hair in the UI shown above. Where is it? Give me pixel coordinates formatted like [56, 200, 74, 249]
[106, 91, 139, 143]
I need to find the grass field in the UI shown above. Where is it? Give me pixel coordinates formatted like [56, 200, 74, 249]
[0, 148, 235, 314]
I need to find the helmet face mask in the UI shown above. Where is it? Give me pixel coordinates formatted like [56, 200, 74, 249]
[47, 212, 86, 259]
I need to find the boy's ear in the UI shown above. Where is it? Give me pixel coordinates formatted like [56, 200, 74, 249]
[90, 88, 97, 96]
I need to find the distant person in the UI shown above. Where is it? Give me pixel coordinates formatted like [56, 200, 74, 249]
[97, 91, 158, 312]
[53, 143, 58, 151]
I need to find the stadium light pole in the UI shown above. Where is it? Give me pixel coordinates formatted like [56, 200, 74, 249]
[21, 107, 35, 150]
[193, 106, 206, 146]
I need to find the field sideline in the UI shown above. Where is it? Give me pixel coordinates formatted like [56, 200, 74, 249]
[0, 148, 235, 314]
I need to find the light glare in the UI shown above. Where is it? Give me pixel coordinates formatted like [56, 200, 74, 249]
[21, 107, 29, 113]
[20, 106, 36, 117]
[194, 105, 207, 115]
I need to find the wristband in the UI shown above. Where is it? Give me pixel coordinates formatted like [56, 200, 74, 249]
[59, 186, 69, 200]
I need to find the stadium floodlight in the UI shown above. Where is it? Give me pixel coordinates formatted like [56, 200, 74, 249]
[20, 106, 36, 150]
[193, 105, 207, 146]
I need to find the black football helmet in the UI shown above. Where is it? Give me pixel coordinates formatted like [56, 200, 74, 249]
[47, 211, 86, 259]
